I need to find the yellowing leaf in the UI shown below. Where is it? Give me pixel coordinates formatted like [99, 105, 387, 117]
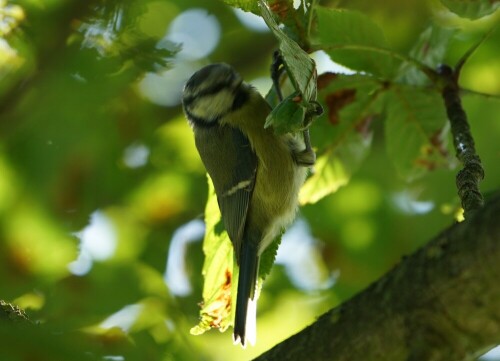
[190, 178, 234, 335]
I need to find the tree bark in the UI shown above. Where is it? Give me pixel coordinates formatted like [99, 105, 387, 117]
[255, 192, 500, 361]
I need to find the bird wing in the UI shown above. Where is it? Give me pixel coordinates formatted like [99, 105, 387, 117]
[194, 125, 257, 260]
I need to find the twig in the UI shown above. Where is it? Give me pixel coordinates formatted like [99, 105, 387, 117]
[438, 65, 484, 217]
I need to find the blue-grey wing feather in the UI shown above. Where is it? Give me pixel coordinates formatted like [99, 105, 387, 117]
[194, 125, 257, 260]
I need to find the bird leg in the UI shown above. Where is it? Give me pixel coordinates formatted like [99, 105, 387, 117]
[270, 50, 321, 167]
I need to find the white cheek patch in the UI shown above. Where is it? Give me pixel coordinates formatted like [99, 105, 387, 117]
[189, 89, 234, 122]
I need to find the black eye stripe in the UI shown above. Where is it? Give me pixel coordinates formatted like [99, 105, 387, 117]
[195, 77, 237, 98]
[185, 109, 220, 128]
[182, 95, 195, 108]
[231, 88, 249, 111]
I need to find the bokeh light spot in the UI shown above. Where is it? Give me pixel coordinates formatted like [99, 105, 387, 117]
[68, 211, 117, 275]
[164, 219, 205, 296]
[233, 8, 268, 32]
[139, 60, 197, 106]
[167, 9, 220, 60]
[123, 142, 150, 168]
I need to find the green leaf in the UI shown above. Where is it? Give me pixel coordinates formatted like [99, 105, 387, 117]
[0, 2, 24, 37]
[221, 0, 260, 13]
[440, 0, 500, 20]
[190, 178, 233, 335]
[399, 25, 456, 86]
[315, 7, 397, 78]
[299, 152, 349, 204]
[384, 85, 451, 180]
[267, 0, 312, 48]
[259, 233, 282, 279]
[259, 0, 318, 104]
[301, 74, 379, 204]
[300, 126, 373, 204]
[313, 74, 380, 146]
[265, 91, 307, 134]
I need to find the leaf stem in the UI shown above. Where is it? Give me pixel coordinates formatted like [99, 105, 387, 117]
[306, 0, 318, 40]
[460, 89, 500, 100]
[455, 26, 497, 75]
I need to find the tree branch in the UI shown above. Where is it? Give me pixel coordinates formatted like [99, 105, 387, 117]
[255, 192, 500, 361]
[438, 65, 484, 218]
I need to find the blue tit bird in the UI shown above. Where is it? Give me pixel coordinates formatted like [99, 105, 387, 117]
[182, 63, 313, 347]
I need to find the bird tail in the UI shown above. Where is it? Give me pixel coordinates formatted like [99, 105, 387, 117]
[233, 240, 259, 348]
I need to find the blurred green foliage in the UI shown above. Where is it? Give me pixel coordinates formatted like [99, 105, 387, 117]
[0, 0, 499, 360]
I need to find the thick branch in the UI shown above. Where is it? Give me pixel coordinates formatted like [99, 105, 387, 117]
[255, 192, 500, 361]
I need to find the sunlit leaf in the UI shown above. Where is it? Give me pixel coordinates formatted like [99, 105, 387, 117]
[0, 1, 25, 36]
[300, 128, 373, 204]
[300, 152, 349, 204]
[190, 178, 233, 335]
[192, 173, 283, 335]
[301, 74, 379, 204]
[315, 7, 397, 78]
[384, 85, 452, 180]
[440, 0, 500, 20]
